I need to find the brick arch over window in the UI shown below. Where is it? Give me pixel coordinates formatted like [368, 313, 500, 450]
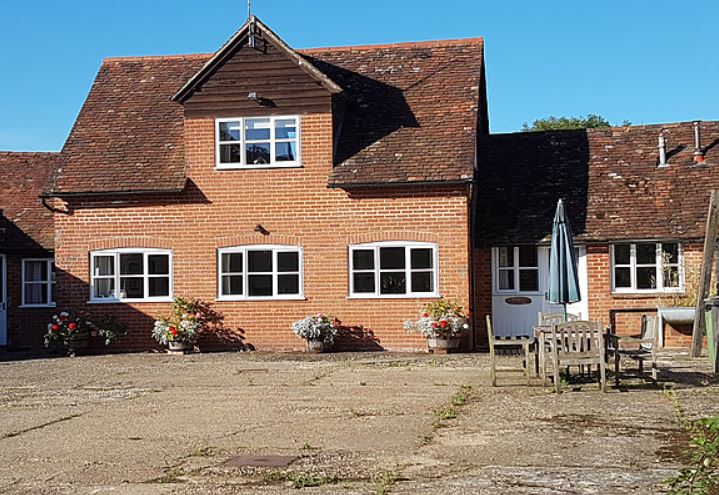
[87, 236, 174, 251]
[216, 233, 303, 249]
[347, 232, 438, 245]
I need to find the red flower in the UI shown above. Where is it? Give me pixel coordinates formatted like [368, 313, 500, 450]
[431, 322, 439, 329]
[422, 313, 429, 318]
[440, 320, 448, 328]
[169, 326, 178, 336]
[68, 322, 77, 330]
[51, 324, 59, 332]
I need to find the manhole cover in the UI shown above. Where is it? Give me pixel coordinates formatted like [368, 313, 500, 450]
[224, 455, 298, 468]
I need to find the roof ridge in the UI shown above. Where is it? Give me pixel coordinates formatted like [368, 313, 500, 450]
[103, 53, 213, 63]
[300, 37, 484, 54]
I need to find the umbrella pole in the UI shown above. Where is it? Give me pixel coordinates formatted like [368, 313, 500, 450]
[563, 303, 567, 322]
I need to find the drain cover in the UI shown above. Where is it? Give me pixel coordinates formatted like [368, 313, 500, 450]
[224, 455, 298, 468]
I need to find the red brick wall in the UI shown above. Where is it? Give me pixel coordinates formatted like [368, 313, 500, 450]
[5, 255, 56, 350]
[54, 112, 472, 352]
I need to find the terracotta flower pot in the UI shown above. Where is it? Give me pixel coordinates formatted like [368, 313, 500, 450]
[168, 341, 193, 352]
[427, 337, 461, 354]
[307, 340, 326, 353]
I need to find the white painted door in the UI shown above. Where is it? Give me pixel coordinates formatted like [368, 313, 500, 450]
[491, 246, 588, 337]
[0, 255, 6, 346]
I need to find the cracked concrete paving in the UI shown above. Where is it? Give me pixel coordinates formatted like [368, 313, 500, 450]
[0, 351, 716, 494]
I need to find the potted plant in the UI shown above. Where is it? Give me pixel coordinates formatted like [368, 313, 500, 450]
[404, 299, 470, 353]
[292, 313, 338, 352]
[152, 298, 204, 352]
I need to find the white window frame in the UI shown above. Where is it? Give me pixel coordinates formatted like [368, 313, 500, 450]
[348, 241, 440, 299]
[217, 245, 304, 301]
[610, 242, 684, 294]
[215, 115, 301, 169]
[492, 246, 541, 295]
[89, 248, 173, 303]
[21, 258, 56, 308]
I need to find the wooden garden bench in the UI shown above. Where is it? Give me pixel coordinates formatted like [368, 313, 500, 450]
[548, 320, 607, 392]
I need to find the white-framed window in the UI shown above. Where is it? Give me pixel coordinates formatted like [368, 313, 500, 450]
[89, 249, 173, 303]
[215, 116, 301, 169]
[494, 246, 540, 293]
[348, 242, 439, 298]
[611, 242, 683, 293]
[217, 245, 303, 300]
[21, 259, 55, 307]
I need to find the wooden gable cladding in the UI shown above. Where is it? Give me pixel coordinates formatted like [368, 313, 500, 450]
[183, 31, 332, 118]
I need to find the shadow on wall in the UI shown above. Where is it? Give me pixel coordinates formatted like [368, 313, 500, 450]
[475, 129, 590, 245]
[333, 320, 383, 352]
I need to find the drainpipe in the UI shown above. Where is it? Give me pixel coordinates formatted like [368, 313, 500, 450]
[693, 121, 706, 164]
[658, 130, 668, 168]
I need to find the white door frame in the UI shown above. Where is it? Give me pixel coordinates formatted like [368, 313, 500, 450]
[0, 254, 7, 346]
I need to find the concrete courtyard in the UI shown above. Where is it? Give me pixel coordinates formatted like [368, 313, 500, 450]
[0, 350, 717, 494]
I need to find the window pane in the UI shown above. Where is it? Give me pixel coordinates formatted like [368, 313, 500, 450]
[613, 245, 631, 265]
[614, 267, 631, 288]
[353, 273, 375, 293]
[245, 118, 271, 140]
[277, 274, 299, 295]
[636, 267, 657, 290]
[636, 244, 656, 265]
[120, 254, 143, 275]
[518, 246, 537, 267]
[222, 253, 243, 273]
[25, 261, 48, 282]
[275, 118, 297, 139]
[50, 282, 56, 304]
[220, 144, 243, 163]
[380, 272, 406, 294]
[219, 121, 241, 141]
[275, 141, 297, 162]
[148, 277, 170, 297]
[519, 269, 539, 292]
[222, 275, 243, 296]
[246, 143, 271, 165]
[352, 250, 374, 270]
[498, 247, 513, 268]
[148, 255, 169, 275]
[50, 262, 56, 282]
[120, 277, 144, 298]
[25, 283, 47, 304]
[411, 248, 433, 269]
[277, 251, 299, 272]
[94, 278, 114, 298]
[248, 250, 272, 272]
[664, 267, 680, 288]
[248, 274, 273, 296]
[411, 272, 433, 293]
[662, 243, 679, 264]
[498, 269, 514, 290]
[379, 247, 405, 270]
[94, 256, 114, 276]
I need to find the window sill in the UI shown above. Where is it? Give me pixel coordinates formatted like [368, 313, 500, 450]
[216, 163, 302, 170]
[87, 297, 174, 304]
[347, 294, 442, 300]
[215, 296, 306, 302]
[19, 304, 56, 309]
[611, 290, 684, 299]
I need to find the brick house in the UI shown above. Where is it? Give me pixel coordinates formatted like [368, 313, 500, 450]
[3, 17, 718, 352]
[0, 152, 58, 349]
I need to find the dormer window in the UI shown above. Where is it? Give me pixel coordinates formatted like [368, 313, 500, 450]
[215, 116, 301, 169]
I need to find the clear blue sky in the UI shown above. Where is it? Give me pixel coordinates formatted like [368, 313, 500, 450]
[1, 0, 717, 151]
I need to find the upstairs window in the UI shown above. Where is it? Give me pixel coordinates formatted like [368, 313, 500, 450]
[22, 259, 55, 307]
[216, 116, 300, 169]
[217, 246, 303, 300]
[611, 242, 683, 292]
[90, 249, 172, 302]
[349, 242, 439, 298]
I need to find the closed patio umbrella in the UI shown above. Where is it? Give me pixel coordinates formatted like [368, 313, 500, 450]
[547, 199, 581, 319]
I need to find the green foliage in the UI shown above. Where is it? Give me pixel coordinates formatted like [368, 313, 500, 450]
[422, 299, 467, 320]
[95, 314, 128, 346]
[521, 114, 622, 132]
[665, 415, 719, 495]
[263, 469, 338, 488]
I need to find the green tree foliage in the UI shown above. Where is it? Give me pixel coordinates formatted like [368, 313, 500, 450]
[521, 114, 629, 132]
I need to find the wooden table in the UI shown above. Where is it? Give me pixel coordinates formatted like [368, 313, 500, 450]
[534, 325, 611, 385]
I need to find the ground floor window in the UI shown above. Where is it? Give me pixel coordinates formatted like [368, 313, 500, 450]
[494, 246, 539, 293]
[217, 246, 303, 300]
[22, 259, 55, 307]
[90, 249, 172, 302]
[611, 242, 683, 292]
[349, 242, 438, 298]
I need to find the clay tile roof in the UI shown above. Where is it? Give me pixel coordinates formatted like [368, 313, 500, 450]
[45, 36, 485, 195]
[476, 121, 719, 245]
[0, 152, 58, 252]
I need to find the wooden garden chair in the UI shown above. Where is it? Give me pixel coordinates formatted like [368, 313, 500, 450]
[536, 311, 579, 378]
[538, 312, 580, 326]
[486, 315, 532, 386]
[607, 315, 659, 386]
[548, 320, 607, 392]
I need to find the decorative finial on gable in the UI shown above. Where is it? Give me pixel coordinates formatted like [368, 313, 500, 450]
[247, 0, 256, 48]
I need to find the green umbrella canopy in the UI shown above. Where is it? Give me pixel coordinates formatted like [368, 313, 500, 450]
[547, 198, 581, 307]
